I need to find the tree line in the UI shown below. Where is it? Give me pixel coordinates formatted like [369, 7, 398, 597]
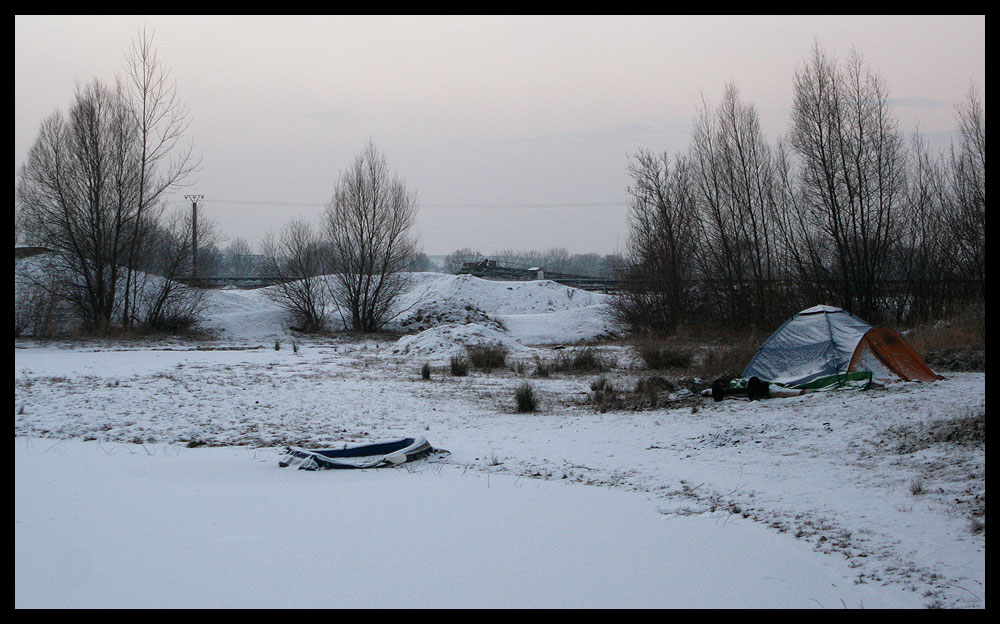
[16, 37, 983, 339]
[257, 140, 418, 333]
[613, 44, 984, 335]
[441, 247, 623, 278]
[15, 32, 422, 337]
[16, 30, 203, 335]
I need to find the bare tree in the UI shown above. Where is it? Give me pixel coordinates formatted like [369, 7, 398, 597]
[769, 138, 834, 310]
[18, 80, 140, 331]
[133, 207, 207, 331]
[539, 247, 572, 272]
[15, 29, 197, 334]
[119, 28, 198, 329]
[492, 249, 525, 267]
[323, 141, 418, 333]
[944, 86, 985, 296]
[790, 45, 907, 322]
[224, 237, 256, 277]
[409, 251, 436, 272]
[259, 220, 331, 332]
[564, 252, 606, 277]
[612, 149, 699, 334]
[444, 247, 484, 273]
[889, 131, 952, 324]
[615, 42, 979, 331]
[14, 193, 27, 247]
[688, 83, 789, 328]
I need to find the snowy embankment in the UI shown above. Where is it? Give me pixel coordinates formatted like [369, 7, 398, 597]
[197, 272, 620, 350]
[14, 271, 985, 608]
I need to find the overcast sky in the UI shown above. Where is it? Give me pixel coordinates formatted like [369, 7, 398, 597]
[14, 15, 985, 257]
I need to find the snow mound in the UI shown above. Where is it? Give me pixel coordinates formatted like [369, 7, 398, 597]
[196, 289, 289, 342]
[392, 276, 507, 334]
[386, 322, 537, 361]
[389, 273, 620, 344]
[497, 305, 619, 345]
[16, 262, 621, 346]
[200, 273, 622, 345]
[395, 273, 610, 316]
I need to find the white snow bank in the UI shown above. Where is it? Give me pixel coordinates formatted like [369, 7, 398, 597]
[386, 322, 537, 361]
[389, 273, 620, 344]
[396, 272, 611, 316]
[496, 305, 618, 345]
[197, 288, 289, 342]
[197, 272, 622, 347]
[18, 266, 623, 347]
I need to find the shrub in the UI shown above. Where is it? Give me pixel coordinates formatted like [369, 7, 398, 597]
[585, 374, 702, 412]
[511, 360, 529, 375]
[588, 376, 621, 413]
[551, 347, 610, 374]
[14, 285, 65, 338]
[905, 300, 986, 372]
[514, 382, 538, 413]
[450, 355, 469, 376]
[15, 257, 64, 338]
[694, 338, 760, 379]
[421, 362, 431, 380]
[466, 342, 508, 371]
[906, 300, 985, 354]
[637, 341, 694, 370]
[635, 375, 676, 402]
[532, 356, 551, 378]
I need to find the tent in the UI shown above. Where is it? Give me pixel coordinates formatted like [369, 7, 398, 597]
[740, 305, 942, 390]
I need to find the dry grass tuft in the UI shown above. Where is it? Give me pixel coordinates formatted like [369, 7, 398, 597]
[514, 382, 538, 412]
[465, 342, 508, 371]
[905, 301, 985, 372]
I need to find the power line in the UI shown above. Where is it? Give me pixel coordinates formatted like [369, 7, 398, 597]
[165, 199, 324, 208]
[421, 202, 628, 209]
[164, 199, 628, 209]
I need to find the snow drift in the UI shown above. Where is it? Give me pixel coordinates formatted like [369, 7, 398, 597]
[199, 272, 622, 355]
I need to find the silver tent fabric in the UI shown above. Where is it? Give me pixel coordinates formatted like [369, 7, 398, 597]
[741, 305, 873, 386]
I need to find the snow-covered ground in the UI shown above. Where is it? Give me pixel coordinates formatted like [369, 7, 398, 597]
[14, 273, 985, 608]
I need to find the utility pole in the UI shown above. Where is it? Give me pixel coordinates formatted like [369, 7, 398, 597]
[185, 195, 204, 277]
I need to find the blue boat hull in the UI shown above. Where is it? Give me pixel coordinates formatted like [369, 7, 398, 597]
[278, 436, 434, 470]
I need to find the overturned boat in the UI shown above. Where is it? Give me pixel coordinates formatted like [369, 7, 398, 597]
[278, 436, 434, 470]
